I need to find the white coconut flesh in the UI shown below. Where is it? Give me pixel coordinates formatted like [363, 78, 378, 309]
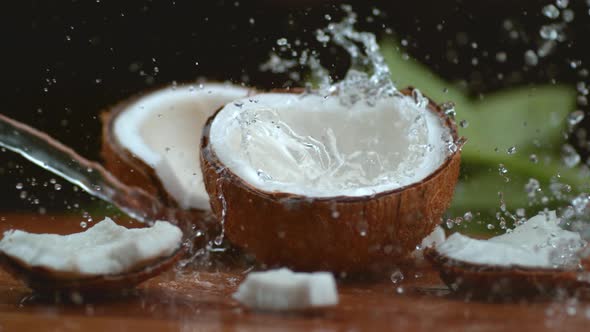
[209, 93, 453, 197]
[233, 268, 338, 311]
[435, 211, 586, 269]
[113, 84, 248, 210]
[0, 218, 182, 279]
[420, 225, 447, 248]
[412, 226, 446, 262]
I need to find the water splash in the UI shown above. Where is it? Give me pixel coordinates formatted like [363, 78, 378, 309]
[253, 5, 444, 193]
[261, 4, 399, 106]
[235, 101, 430, 192]
[318, 5, 397, 106]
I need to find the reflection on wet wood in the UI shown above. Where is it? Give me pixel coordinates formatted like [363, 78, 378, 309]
[0, 214, 588, 331]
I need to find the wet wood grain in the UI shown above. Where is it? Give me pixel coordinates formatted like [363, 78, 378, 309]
[0, 213, 588, 331]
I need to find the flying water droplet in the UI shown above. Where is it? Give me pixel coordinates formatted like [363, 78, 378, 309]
[567, 110, 585, 126]
[562, 9, 575, 22]
[445, 219, 454, 229]
[440, 101, 456, 119]
[276, 38, 288, 46]
[577, 82, 588, 95]
[507, 146, 517, 155]
[463, 211, 473, 221]
[537, 40, 557, 58]
[495, 52, 507, 63]
[561, 144, 580, 167]
[542, 4, 560, 19]
[524, 50, 539, 66]
[390, 269, 404, 284]
[539, 25, 560, 40]
[556, 0, 569, 9]
[525, 178, 541, 198]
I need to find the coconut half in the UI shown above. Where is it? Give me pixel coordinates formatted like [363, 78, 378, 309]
[101, 83, 249, 212]
[425, 211, 590, 296]
[201, 89, 462, 272]
[0, 218, 183, 292]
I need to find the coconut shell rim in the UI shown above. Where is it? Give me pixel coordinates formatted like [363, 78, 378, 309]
[201, 87, 464, 203]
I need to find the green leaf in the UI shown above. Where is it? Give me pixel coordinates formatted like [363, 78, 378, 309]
[450, 170, 529, 214]
[462, 86, 576, 156]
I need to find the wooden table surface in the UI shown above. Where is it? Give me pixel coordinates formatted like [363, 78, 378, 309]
[0, 214, 588, 332]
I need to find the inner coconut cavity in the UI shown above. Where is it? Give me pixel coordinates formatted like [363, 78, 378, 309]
[209, 92, 452, 197]
[436, 211, 586, 269]
[113, 84, 248, 210]
[0, 218, 182, 278]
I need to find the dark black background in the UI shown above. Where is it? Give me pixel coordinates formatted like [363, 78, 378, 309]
[4, 0, 589, 213]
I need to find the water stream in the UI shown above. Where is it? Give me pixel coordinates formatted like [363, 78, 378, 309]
[0, 113, 166, 225]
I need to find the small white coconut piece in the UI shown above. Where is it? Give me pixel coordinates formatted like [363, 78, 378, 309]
[0, 217, 182, 279]
[412, 226, 446, 263]
[233, 268, 339, 311]
[112, 83, 248, 210]
[420, 225, 447, 249]
[435, 211, 585, 269]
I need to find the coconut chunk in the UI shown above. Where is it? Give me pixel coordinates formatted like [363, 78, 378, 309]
[112, 84, 248, 210]
[420, 225, 446, 248]
[435, 211, 585, 269]
[0, 218, 182, 279]
[209, 92, 452, 197]
[233, 268, 339, 311]
[412, 226, 446, 262]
